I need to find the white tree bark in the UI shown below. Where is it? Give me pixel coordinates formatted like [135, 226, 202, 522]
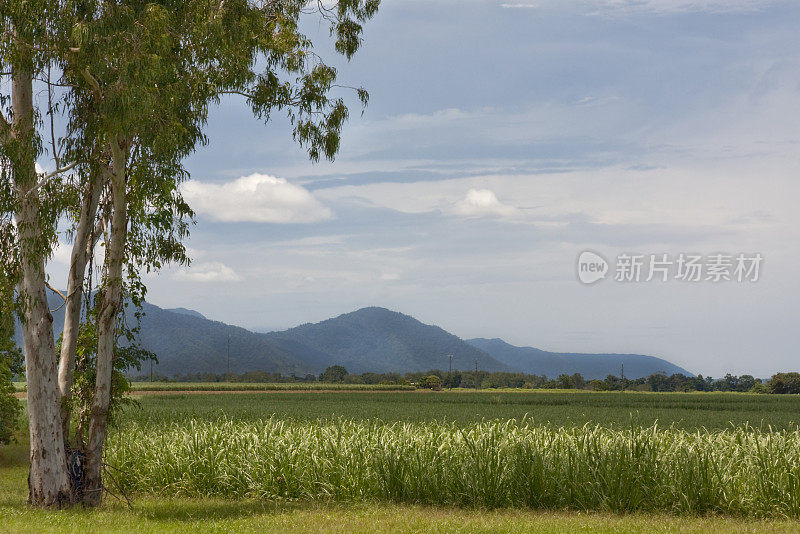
[83, 140, 127, 505]
[58, 171, 103, 439]
[11, 65, 71, 507]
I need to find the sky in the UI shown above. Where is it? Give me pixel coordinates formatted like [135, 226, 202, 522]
[48, 0, 800, 377]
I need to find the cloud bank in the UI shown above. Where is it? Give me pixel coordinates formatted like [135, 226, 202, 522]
[183, 174, 332, 223]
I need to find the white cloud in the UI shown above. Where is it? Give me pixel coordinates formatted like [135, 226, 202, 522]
[174, 262, 241, 283]
[49, 239, 105, 269]
[591, 0, 773, 15]
[451, 189, 518, 218]
[500, 3, 538, 8]
[49, 240, 73, 266]
[182, 173, 332, 223]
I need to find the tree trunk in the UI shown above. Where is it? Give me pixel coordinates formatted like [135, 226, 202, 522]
[58, 171, 103, 441]
[83, 142, 127, 506]
[11, 65, 71, 507]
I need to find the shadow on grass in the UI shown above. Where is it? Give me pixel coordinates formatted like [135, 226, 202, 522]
[137, 498, 320, 522]
[1, 439, 334, 524]
[0, 432, 29, 469]
[1, 427, 315, 523]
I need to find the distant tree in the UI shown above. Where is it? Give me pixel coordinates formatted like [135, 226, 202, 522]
[442, 370, 462, 389]
[557, 374, 574, 389]
[320, 366, 349, 383]
[458, 372, 479, 389]
[588, 379, 607, 391]
[571, 373, 586, 390]
[419, 375, 442, 390]
[648, 372, 669, 392]
[767, 373, 800, 394]
[603, 374, 625, 391]
[737, 375, 759, 392]
[713, 373, 740, 392]
[343, 374, 365, 384]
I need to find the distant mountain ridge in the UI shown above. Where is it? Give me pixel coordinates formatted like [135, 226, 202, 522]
[13, 292, 692, 379]
[264, 307, 511, 374]
[166, 307, 206, 320]
[467, 338, 692, 380]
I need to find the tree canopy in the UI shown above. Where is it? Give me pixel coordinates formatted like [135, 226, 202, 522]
[1, 0, 380, 507]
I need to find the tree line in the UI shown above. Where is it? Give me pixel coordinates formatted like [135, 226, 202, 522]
[132, 365, 800, 394]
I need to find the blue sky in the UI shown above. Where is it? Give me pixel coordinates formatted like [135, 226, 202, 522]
[49, 0, 800, 376]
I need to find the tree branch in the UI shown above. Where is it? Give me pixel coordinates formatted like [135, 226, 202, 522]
[47, 65, 61, 170]
[24, 161, 79, 198]
[45, 281, 68, 313]
[43, 161, 77, 181]
[32, 76, 76, 88]
[81, 68, 102, 102]
[217, 90, 255, 99]
[92, 213, 109, 248]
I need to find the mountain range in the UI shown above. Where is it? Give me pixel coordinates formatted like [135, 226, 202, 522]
[13, 292, 692, 379]
[466, 338, 689, 380]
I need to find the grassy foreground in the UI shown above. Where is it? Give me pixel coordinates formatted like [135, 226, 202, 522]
[4, 390, 800, 532]
[2, 464, 799, 533]
[109, 418, 800, 516]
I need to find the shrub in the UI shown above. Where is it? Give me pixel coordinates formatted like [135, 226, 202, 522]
[0, 362, 21, 445]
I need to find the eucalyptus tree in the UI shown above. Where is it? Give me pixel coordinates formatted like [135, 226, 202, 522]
[4, 0, 379, 508]
[0, 0, 77, 506]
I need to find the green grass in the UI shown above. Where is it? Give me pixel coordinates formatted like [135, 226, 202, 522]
[2, 463, 799, 533]
[5, 390, 800, 531]
[129, 382, 415, 392]
[108, 418, 800, 516]
[128, 390, 800, 431]
[108, 391, 800, 518]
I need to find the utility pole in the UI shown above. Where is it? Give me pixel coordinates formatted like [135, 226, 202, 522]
[448, 354, 453, 390]
[150, 359, 153, 382]
[621, 363, 624, 391]
[227, 334, 231, 380]
[475, 358, 479, 390]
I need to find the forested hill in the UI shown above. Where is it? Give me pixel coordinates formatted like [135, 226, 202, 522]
[264, 307, 511, 374]
[467, 338, 692, 380]
[134, 305, 511, 376]
[13, 292, 691, 379]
